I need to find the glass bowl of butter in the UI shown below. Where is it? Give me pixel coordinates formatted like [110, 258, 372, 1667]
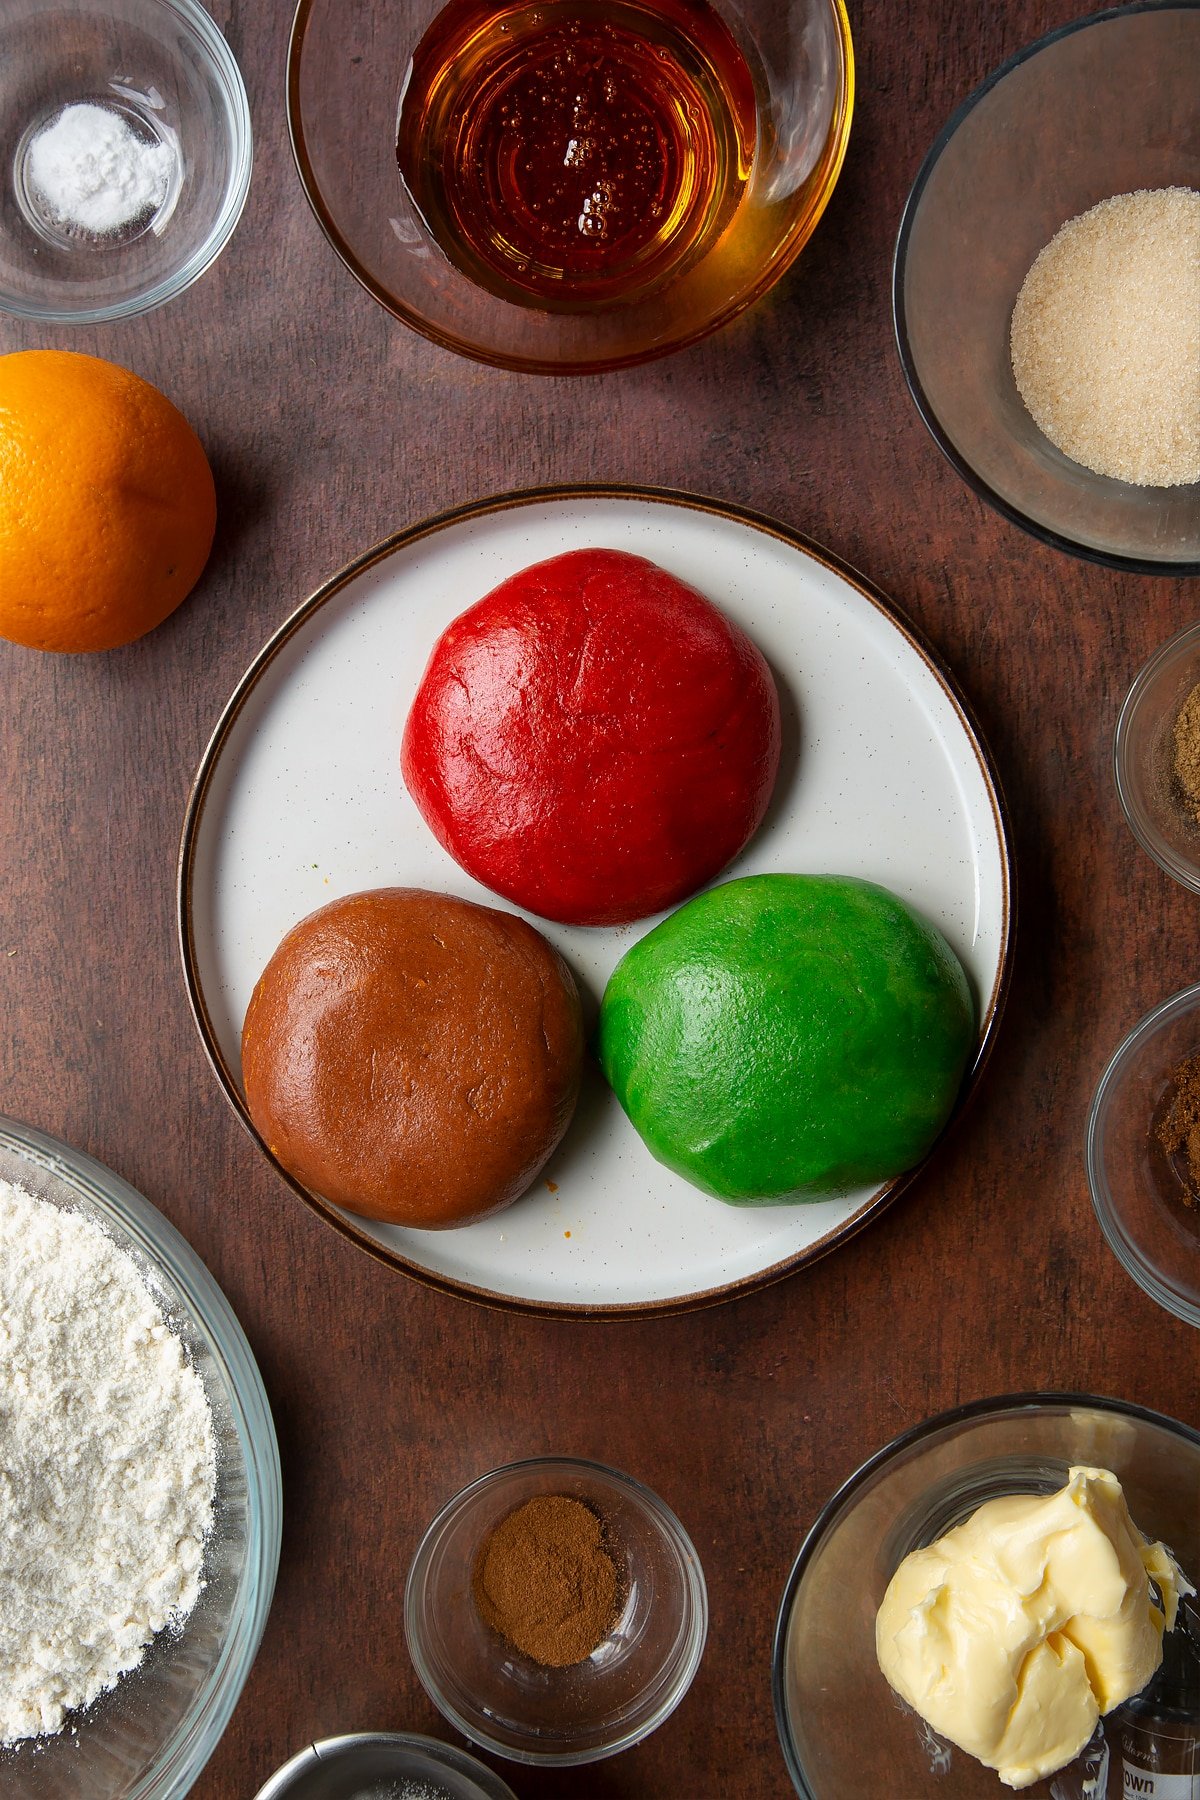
[773, 1393, 1200, 1798]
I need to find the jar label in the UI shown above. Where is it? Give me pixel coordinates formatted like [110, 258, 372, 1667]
[1122, 1767, 1198, 1798]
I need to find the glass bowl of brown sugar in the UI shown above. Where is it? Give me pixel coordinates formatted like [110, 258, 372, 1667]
[1115, 621, 1200, 894]
[403, 1456, 708, 1765]
[1087, 982, 1200, 1328]
[893, 4, 1200, 575]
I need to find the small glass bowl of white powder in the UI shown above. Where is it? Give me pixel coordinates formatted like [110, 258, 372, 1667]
[0, 1113, 280, 1799]
[0, 0, 251, 322]
[17, 97, 182, 246]
[894, 3, 1200, 575]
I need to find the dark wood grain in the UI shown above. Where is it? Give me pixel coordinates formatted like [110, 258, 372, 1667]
[2, 2, 1198, 1796]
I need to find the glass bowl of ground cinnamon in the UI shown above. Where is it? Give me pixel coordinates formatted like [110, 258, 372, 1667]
[1116, 621, 1200, 895]
[1087, 983, 1200, 1328]
[893, 4, 1200, 575]
[403, 1456, 707, 1765]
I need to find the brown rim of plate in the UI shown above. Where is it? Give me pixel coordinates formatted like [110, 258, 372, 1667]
[284, 0, 854, 376]
[177, 482, 1015, 1320]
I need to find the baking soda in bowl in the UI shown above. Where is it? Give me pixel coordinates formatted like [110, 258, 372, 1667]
[20, 99, 177, 244]
[0, 1179, 215, 1744]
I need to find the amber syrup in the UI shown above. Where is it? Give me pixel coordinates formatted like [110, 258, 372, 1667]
[397, 0, 757, 309]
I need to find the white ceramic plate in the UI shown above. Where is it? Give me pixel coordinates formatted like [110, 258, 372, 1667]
[180, 488, 1012, 1315]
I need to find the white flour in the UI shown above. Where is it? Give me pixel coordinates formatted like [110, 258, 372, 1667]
[0, 1179, 216, 1744]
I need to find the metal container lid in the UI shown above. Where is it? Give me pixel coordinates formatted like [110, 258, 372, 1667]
[252, 1733, 521, 1800]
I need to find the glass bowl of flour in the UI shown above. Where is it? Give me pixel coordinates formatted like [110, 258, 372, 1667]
[0, 1114, 281, 1798]
[0, 0, 251, 321]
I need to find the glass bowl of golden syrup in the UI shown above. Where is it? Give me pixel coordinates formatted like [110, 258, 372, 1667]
[287, 0, 853, 371]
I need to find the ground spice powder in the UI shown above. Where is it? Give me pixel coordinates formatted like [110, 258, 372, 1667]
[1157, 1053, 1200, 1207]
[1172, 683, 1200, 827]
[472, 1494, 619, 1667]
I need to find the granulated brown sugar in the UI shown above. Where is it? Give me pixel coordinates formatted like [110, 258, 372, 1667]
[1010, 188, 1200, 488]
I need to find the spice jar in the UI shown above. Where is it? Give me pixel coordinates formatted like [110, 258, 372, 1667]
[1108, 1619, 1200, 1798]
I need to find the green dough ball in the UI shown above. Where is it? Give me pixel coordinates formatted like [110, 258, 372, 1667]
[597, 873, 976, 1203]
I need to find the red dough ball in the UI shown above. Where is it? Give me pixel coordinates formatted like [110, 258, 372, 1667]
[401, 549, 781, 926]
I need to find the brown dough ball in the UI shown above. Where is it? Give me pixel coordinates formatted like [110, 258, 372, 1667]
[241, 888, 584, 1228]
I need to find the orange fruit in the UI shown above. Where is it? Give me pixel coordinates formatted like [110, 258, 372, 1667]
[0, 349, 216, 653]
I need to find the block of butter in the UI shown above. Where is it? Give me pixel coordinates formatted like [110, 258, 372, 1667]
[875, 1465, 1193, 1789]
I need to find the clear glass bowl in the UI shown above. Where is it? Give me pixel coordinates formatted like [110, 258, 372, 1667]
[404, 1456, 707, 1764]
[253, 1732, 521, 1800]
[773, 1393, 1200, 1799]
[0, 1114, 281, 1799]
[1115, 621, 1200, 894]
[893, 4, 1200, 575]
[287, 0, 853, 373]
[0, 0, 252, 322]
[1087, 984, 1200, 1328]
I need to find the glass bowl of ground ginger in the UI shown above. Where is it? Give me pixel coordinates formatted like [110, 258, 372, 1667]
[1087, 983, 1200, 1328]
[403, 1456, 707, 1764]
[1116, 621, 1200, 895]
[893, 4, 1200, 575]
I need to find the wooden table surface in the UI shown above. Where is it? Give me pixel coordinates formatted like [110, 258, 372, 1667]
[2, 0, 1198, 1794]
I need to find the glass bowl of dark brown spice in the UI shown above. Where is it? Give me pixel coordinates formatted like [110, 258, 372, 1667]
[1087, 982, 1200, 1328]
[403, 1456, 707, 1765]
[1116, 621, 1200, 893]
